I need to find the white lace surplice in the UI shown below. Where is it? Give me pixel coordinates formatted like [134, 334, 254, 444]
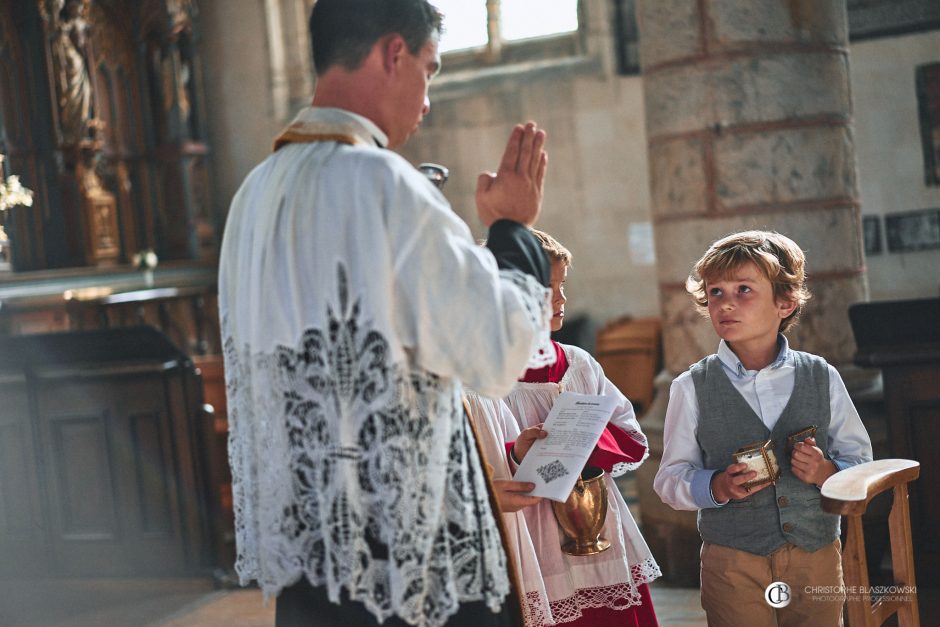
[503, 344, 662, 625]
[219, 107, 554, 627]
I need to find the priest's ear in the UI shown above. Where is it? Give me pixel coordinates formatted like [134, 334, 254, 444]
[380, 34, 409, 75]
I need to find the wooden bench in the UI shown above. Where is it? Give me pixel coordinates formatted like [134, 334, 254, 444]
[821, 459, 921, 627]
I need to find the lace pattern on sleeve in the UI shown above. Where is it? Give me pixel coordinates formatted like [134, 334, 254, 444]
[610, 429, 650, 477]
[499, 268, 555, 369]
[220, 264, 510, 627]
[631, 556, 663, 586]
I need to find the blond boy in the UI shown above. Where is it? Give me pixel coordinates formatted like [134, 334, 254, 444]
[654, 231, 873, 627]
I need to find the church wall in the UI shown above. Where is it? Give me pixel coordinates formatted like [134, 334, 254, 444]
[199, 0, 662, 332]
[199, 2, 940, 339]
[397, 0, 661, 332]
[398, 68, 660, 330]
[850, 30, 940, 301]
[200, 0, 286, 223]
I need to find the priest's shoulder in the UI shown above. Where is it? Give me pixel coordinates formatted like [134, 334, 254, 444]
[317, 144, 437, 199]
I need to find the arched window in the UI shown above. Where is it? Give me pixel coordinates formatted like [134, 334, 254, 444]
[434, 0, 578, 58]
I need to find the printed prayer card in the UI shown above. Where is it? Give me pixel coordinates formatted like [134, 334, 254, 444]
[513, 392, 618, 502]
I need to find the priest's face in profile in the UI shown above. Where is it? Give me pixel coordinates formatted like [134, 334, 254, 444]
[550, 260, 568, 332]
[386, 33, 441, 148]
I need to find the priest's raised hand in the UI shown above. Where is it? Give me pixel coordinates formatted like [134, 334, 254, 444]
[475, 121, 548, 227]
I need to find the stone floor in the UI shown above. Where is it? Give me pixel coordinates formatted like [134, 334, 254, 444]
[3, 574, 937, 626]
[160, 583, 708, 627]
[0, 578, 217, 627]
[0, 579, 707, 627]
[4, 478, 935, 625]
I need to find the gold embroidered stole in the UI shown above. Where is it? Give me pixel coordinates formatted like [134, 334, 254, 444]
[272, 119, 369, 151]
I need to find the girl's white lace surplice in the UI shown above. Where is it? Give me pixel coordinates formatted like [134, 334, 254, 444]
[503, 343, 662, 624]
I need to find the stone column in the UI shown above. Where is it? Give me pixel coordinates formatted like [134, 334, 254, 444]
[634, 0, 869, 584]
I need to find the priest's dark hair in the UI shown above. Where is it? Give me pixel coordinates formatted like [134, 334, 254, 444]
[309, 0, 443, 75]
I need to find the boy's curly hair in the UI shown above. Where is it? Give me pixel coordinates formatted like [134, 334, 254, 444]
[685, 230, 810, 332]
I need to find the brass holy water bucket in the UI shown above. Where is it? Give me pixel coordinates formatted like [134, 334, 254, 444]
[552, 466, 611, 556]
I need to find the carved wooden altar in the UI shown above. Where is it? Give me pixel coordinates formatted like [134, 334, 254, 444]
[0, 0, 215, 272]
[0, 1, 231, 575]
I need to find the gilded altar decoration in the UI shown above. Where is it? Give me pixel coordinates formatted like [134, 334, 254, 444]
[43, 0, 98, 147]
[76, 152, 120, 264]
[167, 0, 195, 33]
[37, 0, 121, 266]
[7, 0, 215, 270]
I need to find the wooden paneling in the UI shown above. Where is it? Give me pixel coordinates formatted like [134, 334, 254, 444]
[909, 402, 940, 545]
[884, 365, 940, 583]
[850, 298, 940, 587]
[0, 374, 46, 575]
[129, 411, 173, 535]
[0, 378, 34, 533]
[0, 328, 212, 577]
[35, 374, 190, 575]
[192, 354, 234, 569]
[0, 422, 34, 531]
[48, 413, 118, 540]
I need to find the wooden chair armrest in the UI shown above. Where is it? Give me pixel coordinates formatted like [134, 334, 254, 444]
[820, 459, 920, 516]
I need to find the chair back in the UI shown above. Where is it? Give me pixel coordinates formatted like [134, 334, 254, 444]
[821, 459, 921, 627]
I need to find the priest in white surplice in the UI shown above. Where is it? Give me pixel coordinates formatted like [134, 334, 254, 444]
[218, 1, 556, 626]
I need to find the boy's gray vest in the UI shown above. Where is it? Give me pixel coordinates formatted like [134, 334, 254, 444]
[692, 351, 840, 556]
